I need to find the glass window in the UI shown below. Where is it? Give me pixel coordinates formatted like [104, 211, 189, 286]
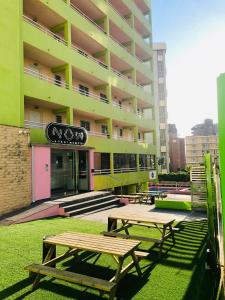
[79, 84, 89, 96]
[80, 120, 90, 131]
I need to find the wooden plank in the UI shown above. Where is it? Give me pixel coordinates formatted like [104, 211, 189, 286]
[108, 213, 174, 225]
[44, 232, 141, 257]
[134, 251, 149, 258]
[25, 264, 116, 292]
[102, 231, 162, 244]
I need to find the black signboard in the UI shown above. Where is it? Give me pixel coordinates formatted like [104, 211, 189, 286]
[46, 123, 88, 145]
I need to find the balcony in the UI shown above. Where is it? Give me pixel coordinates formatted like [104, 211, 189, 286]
[24, 120, 47, 129]
[24, 67, 68, 89]
[113, 135, 136, 143]
[24, 67, 110, 106]
[23, 15, 67, 46]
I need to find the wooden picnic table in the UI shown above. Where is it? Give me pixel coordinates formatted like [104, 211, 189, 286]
[103, 212, 175, 258]
[25, 231, 142, 299]
[117, 194, 143, 204]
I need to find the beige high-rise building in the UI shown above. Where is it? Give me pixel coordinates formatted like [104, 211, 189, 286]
[153, 43, 169, 173]
[185, 135, 218, 166]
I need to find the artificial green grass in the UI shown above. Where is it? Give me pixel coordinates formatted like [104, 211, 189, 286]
[0, 217, 218, 300]
[155, 199, 192, 211]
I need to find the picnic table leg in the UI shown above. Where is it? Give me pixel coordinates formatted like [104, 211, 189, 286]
[159, 226, 167, 258]
[108, 217, 117, 232]
[131, 251, 142, 277]
[31, 241, 56, 290]
[169, 225, 176, 245]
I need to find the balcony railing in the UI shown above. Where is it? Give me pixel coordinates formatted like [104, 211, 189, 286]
[71, 44, 108, 69]
[73, 86, 109, 104]
[70, 3, 106, 34]
[23, 15, 67, 46]
[139, 166, 150, 171]
[69, 3, 147, 68]
[88, 131, 109, 138]
[24, 120, 47, 129]
[114, 167, 137, 173]
[94, 169, 111, 175]
[24, 67, 69, 88]
[24, 14, 149, 90]
[113, 135, 135, 142]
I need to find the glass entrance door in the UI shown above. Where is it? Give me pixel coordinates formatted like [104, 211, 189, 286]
[51, 150, 76, 195]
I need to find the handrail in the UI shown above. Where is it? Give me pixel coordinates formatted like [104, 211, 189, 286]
[24, 67, 68, 88]
[113, 135, 135, 142]
[89, 131, 108, 138]
[71, 44, 108, 69]
[70, 3, 106, 33]
[23, 15, 67, 45]
[24, 120, 47, 129]
[73, 86, 109, 104]
[24, 14, 149, 86]
[108, 2, 131, 26]
[114, 167, 137, 173]
[94, 169, 111, 175]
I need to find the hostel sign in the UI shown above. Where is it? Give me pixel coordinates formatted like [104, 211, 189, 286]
[46, 123, 88, 145]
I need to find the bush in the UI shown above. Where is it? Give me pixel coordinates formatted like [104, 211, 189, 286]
[158, 171, 190, 182]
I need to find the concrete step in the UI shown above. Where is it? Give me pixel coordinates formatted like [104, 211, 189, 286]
[57, 191, 112, 208]
[64, 195, 116, 212]
[69, 198, 120, 216]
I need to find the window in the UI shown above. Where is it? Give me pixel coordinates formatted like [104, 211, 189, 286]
[158, 83, 165, 100]
[80, 120, 90, 131]
[79, 84, 89, 96]
[54, 74, 61, 86]
[100, 93, 108, 103]
[101, 125, 108, 135]
[138, 132, 141, 140]
[119, 128, 123, 137]
[55, 115, 62, 123]
[113, 153, 137, 171]
[157, 61, 164, 77]
[118, 101, 122, 108]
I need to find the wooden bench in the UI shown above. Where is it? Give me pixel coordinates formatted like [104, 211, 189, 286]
[25, 264, 116, 299]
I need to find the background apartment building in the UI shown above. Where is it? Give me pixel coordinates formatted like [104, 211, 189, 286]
[153, 43, 169, 173]
[168, 124, 186, 172]
[0, 0, 156, 215]
[185, 119, 218, 166]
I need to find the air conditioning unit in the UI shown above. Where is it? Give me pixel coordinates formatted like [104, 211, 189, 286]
[149, 170, 157, 180]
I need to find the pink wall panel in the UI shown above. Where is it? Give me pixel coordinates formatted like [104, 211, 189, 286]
[32, 146, 51, 201]
[89, 149, 94, 191]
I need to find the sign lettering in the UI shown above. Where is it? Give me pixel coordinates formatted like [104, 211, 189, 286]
[46, 123, 88, 145]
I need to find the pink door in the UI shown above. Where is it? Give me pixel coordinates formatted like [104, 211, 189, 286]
[32, 146, 51, 201]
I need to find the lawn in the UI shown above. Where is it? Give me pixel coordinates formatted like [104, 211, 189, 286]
[0, 217, 218, 300]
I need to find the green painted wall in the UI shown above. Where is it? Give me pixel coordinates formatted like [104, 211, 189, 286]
[217, 73, 225, 249]
[0, 1, 23, 127]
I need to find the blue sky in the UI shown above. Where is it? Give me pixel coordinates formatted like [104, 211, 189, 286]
[152, 0, 225, 137]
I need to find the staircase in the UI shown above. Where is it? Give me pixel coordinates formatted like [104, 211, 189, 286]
[190, 166, 207, 211]
[53, 191, 120, 217]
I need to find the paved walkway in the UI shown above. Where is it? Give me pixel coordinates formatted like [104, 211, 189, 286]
[77, 203, 206, 224]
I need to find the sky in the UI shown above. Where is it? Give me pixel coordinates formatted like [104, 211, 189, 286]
[151, 0, 225, 137]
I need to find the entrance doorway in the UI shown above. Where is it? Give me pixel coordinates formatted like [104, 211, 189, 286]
[51, 150, 76, 195]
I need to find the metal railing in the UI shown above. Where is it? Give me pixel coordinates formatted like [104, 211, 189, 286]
[88, 131, 108, 138]
[113, 135, 135, 142]
[23, 15, 67, 46]
[24, 14, 149, 88]
[24, 67, 68, 88]
[73, 86, 109, 104]
[94, 169, 111, 175]
[70, 3, 106, 34]
[114, 167, 137, 173]
[71, 44, 108, 69]
[24, 120, 47, 129]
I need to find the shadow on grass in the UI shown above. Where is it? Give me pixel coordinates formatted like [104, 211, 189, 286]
[0, 219, 219, 300]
